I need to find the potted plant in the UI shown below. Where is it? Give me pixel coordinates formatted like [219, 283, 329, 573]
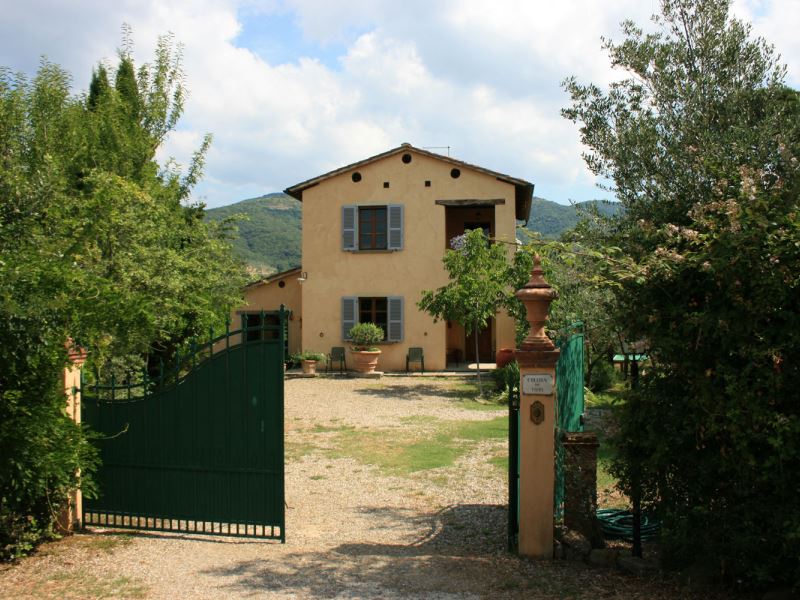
[348, 323, 384, 374]
[291, 350, 326, 375]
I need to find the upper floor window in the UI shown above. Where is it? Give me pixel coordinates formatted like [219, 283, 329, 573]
[342, 204, 403, 251]
[359, 207, 387, 250]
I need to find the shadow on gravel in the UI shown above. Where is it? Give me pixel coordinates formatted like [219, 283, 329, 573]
[197, 504, 605, 598]
[352, 383, 475, 401]
[96, 530, 277, 545]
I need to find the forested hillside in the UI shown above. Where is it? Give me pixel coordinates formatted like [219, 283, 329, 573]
[206, 193, 301, 274]
[526, 197, 621, 238]
[207, 194, 620, 272]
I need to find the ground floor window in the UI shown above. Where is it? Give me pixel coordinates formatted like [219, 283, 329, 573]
[342, 296, 403, 342]
[241, 312, 289, 358]
[358, 297, 388, 338]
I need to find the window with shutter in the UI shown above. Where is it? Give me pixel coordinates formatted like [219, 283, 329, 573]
[358, 206, 387, 249]
[387, 205, 403, 250]
[342, 296, 404, 342]
[387, 297, 403, 342]
[342, 206, 357, 250]
[341, 297, 358, 340]
[343, 204, 404, 252]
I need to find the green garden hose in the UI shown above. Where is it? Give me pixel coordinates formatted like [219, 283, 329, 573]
[596, 508, 660, 541]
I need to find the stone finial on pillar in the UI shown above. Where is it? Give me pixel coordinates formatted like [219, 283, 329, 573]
[515, 256, 558, 352]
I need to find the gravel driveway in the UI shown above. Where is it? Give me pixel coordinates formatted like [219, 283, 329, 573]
[0, 376, 696, 599]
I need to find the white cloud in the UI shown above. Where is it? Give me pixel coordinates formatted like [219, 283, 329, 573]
[1, 0, 799, 207]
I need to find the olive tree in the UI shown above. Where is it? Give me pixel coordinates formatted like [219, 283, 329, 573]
[563, 0, 800, 588]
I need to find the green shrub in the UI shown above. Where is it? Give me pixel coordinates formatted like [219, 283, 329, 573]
[348, 323, 384, 351]
[290, 350, 326, 362]
[491, 361, 520, 392]
[588, 359, 617, 393]
[0, 328, 99, 561]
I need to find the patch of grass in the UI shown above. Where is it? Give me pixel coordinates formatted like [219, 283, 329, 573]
[32, 571, 147, 599]
[87, 533, 133, 553]
[450, 381, 480, 396]
[312, 423, 356, 433]
[396, 436, 464, 472]
[489, 453, 508, 471]
[453, 416, 507, 441]
[309, 475, 325, 480]
[326, 428, 462, 473]
[322, 416, 508, 476]
[285, 440, 318, 460]
[447, 380, 509, 411]
[400, 415, 439, 424]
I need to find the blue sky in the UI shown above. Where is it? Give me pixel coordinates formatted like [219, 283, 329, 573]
[1, 0, 798, 208]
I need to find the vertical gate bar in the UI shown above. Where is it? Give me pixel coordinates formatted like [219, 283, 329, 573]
[508, 384, 519, 551]
[192, 337, 198, 528]
[142, 366, 148, 523]
[110, 375, 116, 519]
[279, 305, 287, 542]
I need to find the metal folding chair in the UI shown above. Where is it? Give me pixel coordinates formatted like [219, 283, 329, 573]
[327, 346, 347, 373]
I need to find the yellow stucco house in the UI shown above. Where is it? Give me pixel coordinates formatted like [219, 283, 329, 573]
[234, 143, 533, 372]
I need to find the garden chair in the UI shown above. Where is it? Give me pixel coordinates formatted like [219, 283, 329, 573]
[406, 347, 425, 373]
[327, 346, 347, 373]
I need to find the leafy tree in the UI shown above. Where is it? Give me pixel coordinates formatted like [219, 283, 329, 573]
[0, 31, 246, 559]
[542, 248, 620, 390]
[563, 0, 800, 588]
[418, 229, 532, 392]
[87, 64, 110, 111]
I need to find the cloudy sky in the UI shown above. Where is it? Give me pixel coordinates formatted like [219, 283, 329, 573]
[2, 0, 799, 208]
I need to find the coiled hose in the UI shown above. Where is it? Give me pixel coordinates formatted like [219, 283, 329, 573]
[596, 508, 660, 541]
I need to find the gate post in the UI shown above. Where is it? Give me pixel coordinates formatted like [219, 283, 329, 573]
[58, 341, 87, 532]
[514, 256, 559, 558]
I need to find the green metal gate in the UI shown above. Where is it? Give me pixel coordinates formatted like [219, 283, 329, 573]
[81, 309, 286, 541]
[507, 321, 584, 549]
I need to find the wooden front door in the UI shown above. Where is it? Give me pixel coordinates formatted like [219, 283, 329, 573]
[465, 320, 493, 363]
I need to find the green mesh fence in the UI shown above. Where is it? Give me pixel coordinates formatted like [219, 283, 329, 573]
[555, 322, 585, 519]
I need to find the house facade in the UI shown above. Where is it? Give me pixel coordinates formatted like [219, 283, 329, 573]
[223, 267, 303, 359]
[278, 143, 533, 372]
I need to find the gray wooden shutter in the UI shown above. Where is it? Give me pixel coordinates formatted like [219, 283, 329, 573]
[342, 205, 358, 251]
[342, 297, 358, 340]
[387, 296, 403, 342]
[387, 204, 403, 250]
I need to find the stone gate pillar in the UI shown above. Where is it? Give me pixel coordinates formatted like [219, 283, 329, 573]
[514, 256, 559, 558]
[58, 341, 87, 532]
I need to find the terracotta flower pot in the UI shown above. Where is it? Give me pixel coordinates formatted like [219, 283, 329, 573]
[351, 349, 381, 374]
[301, 359, 318, 375]
[496, 348, 515, 368]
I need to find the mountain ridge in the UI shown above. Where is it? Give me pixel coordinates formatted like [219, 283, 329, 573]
[206, 193, 619, 274]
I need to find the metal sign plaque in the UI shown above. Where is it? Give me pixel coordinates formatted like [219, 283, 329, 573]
[522, 373, 553, 395]
[530, 401, 545, 424]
